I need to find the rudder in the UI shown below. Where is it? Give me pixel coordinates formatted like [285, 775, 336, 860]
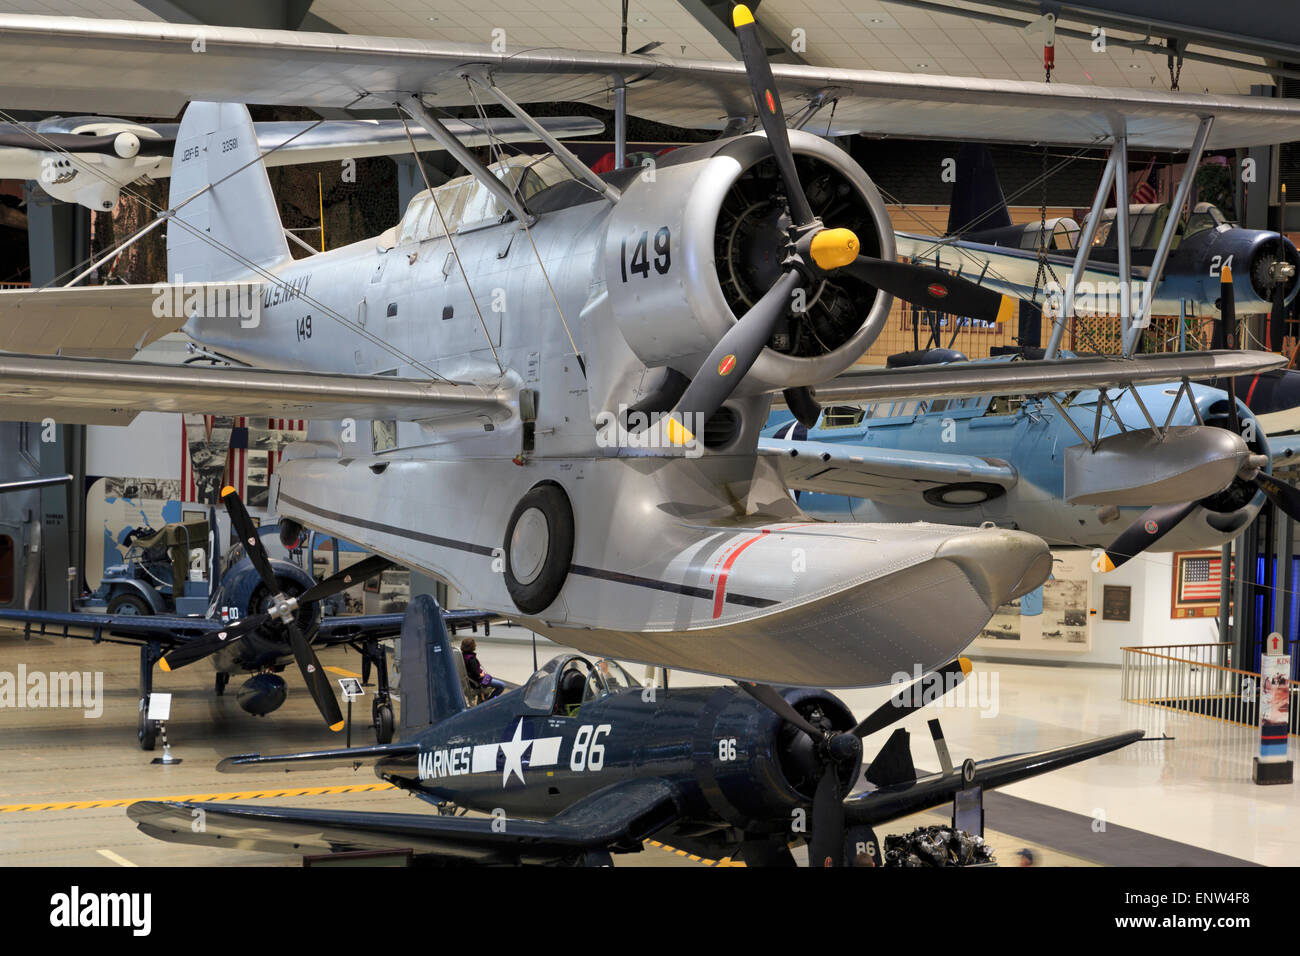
[946, 143, 1011, 237]
[398, 594, 468, 736]
[167, 102, 290, 283]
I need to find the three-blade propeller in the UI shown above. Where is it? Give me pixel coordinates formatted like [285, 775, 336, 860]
[1096, 266, 1300, 572]
[738, 657, 971, 866]
[160, 486, 394, 732]
[665, 6, 1005, 443]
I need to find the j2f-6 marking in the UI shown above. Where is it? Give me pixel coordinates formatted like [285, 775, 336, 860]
[619, 227, 671, 282]
[262, 273, 311, 309]
[417, 723, 612, 785]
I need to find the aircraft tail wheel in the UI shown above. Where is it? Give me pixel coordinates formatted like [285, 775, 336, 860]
[373, 700, 394, 744]
[138, 704, 158, 751]
[503, 483, 575, 614]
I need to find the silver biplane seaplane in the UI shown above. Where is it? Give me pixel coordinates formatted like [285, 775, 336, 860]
[0, 10, 1290, 732]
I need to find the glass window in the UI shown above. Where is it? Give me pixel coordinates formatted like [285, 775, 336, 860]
[521, 656, 564, 711]
[821, 405, 866, 429]
[594, 659, 641, 689]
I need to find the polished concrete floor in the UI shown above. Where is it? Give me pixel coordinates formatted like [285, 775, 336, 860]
[0, 623, 1288, 866]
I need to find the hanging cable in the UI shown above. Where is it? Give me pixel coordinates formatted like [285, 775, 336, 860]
[463, 78, 587, 377]
[396, 107, 504, 376]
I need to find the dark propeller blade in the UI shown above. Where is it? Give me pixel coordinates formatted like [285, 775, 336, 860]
[737, 681, 827, 740]
[1094, 500, 1199, 573]
[159, 613, 270, 671]
[1220, 266, 1244, 434]
[1270, 184, 1289, 352]
[285, 622, 345, 731]
[298, 554, 395, 605]
[222, 485, 280, 594]
[669, 269, 804, 438]
[848, 658, 971, 739]
[732, 4, 813, 228]
[1254, 473, 1300, 522]
[807, 767, 846, 867]
[783, 386, 821, 429]
[840, 256, 1006, 324]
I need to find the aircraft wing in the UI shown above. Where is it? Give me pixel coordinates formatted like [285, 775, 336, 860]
[0, 608, 495, 650]
[0, 608, 218, 648]
[807, 350, 1287, 406]
[2, 15, 1300, 150]
[1269, 432, 1300, 467]
[127, 777, 680, 863]
[0, 353, 513, 426]
[316, 609, 502, 644]
[843, 730, 1144, 829]
[0, 116, 604, 182]
[759, 437, 1017, 500]
[895, 231, 1123, 301]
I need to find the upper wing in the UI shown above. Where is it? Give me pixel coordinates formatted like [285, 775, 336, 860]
[0, 608, 220, 647]
[808, 350, 1286, 405]
[127, 776, 680, 863]
[759, 437, 1017, 500]
[1, 15, 1299, 150]
[844, 730, 1143, 829]
[0, 353, 514, 426]
[0, 115, 604, 182]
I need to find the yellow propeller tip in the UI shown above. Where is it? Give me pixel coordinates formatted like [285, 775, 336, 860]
[732, 4, 755, 26]
[220, 485, 237, 497]
[958, 657, 973, 676]
[666, 417, 695, 446]
[1096, 554, 1116, 573]
[158, 658, 171, 672]
[330, 720, 345, 732]
[1221, 264, 1233, 283]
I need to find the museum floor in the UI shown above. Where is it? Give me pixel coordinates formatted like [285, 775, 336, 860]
[0, 624, 1291, 866]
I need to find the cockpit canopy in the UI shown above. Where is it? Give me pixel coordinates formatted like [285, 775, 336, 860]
[519, 654, 642, 715]
[394, 153, 573, 245]
[1086, 202, 1229, 250]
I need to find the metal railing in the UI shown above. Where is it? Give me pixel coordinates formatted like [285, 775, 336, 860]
[1121, 642, 1299, 733]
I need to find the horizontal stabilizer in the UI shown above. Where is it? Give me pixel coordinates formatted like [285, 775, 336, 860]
[218, 742, 418, 774]
[845, 730, 1144, 828]
[0, 282, 262, 358]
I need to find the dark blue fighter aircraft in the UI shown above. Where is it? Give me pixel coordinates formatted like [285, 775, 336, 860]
[126, 594, 1142, 867]
[0, 486, 494, 748]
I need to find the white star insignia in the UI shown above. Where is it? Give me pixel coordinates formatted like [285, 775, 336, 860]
[498, 720, 534, 787]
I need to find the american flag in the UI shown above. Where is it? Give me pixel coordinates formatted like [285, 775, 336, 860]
[1132, 157, 1159, 205]
[1180, 554, 1222, 602]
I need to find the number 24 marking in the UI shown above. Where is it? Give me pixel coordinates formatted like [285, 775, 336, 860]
[620, 227, 671, 281]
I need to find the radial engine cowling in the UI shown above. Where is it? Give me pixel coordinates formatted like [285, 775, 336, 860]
[603, 130, 896, 395]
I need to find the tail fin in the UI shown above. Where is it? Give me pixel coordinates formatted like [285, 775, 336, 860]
[398, 594, 468, 735]
[946, 143, 1011, 237]
[167, 102, 290, 283]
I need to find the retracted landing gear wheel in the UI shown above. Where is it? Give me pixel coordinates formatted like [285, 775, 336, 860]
[373, 699, 394, 744]
[503, 483, 575, 615]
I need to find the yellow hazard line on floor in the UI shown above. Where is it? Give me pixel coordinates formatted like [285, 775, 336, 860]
[645, 839, 743, 867]
[0, 782, 396, 813]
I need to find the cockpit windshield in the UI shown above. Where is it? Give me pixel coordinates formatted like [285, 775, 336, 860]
[397, 153, 573, 244]
[519, 654, 641, 715]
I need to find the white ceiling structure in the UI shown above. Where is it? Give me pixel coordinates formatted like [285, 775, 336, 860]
[0, 0, 1277, 97]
